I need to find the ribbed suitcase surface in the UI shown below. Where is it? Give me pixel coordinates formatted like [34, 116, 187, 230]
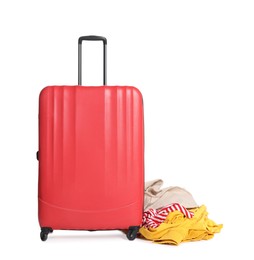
[38, 85, 144, 230]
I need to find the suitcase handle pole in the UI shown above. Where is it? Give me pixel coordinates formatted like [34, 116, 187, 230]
[78, 35, 107, 85]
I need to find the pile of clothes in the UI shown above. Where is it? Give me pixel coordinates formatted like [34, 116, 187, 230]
[139, 179, 223, 245]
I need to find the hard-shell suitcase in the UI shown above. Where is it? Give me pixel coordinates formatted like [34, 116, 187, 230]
[38, 36, 144, 241]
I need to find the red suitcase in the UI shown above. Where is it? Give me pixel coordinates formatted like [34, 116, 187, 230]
[38, 36, 144, 241]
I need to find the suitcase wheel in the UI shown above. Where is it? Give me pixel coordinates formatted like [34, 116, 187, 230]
[40, 227, 53, 241]
[126, 226, 139, 241]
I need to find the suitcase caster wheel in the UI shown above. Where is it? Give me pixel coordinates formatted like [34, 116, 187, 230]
[40, 231, 48, 241]
[40, 227, 53, 241]
[127, 226, 139, 241]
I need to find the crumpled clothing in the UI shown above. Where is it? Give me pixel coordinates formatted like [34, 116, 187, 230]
[139, 205, 223, 245]
[142, 203, 194, 228]
[144, 179, 198, 211]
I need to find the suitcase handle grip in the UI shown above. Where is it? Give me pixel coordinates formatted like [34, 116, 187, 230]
[78, 35, 107, 85]
[78, 35, 107, 45]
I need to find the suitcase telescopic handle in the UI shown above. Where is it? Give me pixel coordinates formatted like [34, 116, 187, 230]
[78, 35, 107, 85]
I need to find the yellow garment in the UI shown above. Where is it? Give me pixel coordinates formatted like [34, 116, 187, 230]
[139, 205, 223, 245]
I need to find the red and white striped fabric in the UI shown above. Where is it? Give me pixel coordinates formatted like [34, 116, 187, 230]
[142, 203, 194, 228]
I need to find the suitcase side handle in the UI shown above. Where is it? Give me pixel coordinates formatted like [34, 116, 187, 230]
[78, 35, 107, 85]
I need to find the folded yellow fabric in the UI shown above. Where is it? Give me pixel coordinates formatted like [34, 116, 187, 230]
[139, 205, 223, 245]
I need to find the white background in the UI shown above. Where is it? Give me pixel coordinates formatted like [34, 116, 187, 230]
[0, 0, 253, 258]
